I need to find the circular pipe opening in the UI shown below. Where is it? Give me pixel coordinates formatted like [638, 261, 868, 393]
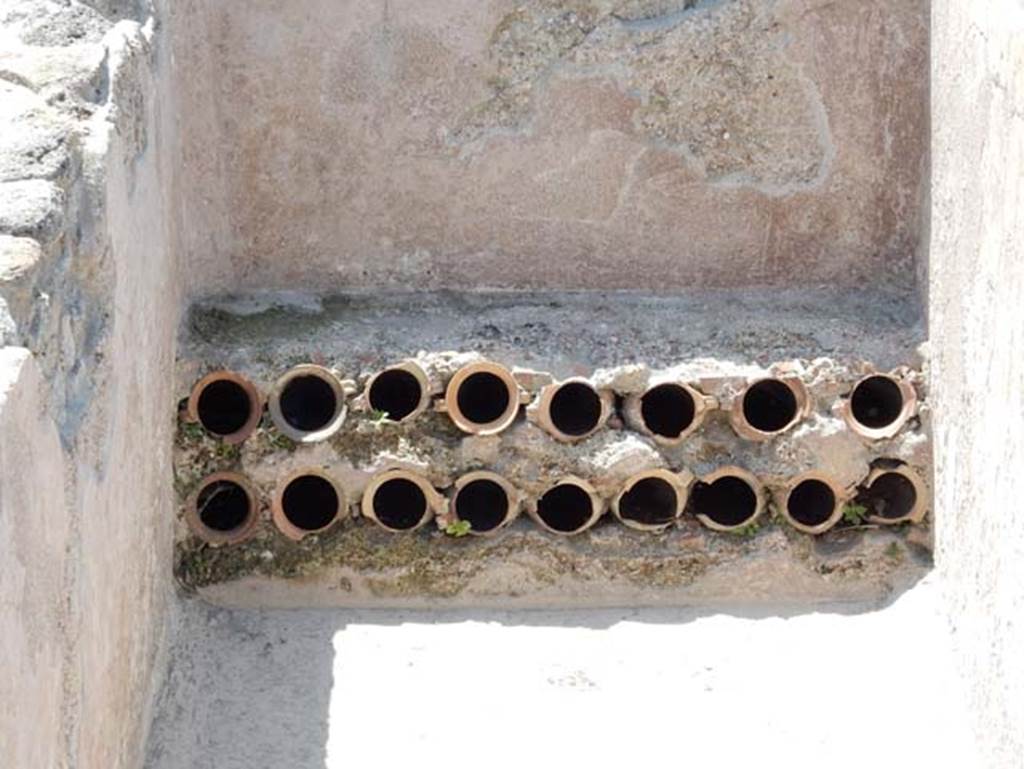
[269, 365, 347, 442]
[549, 381, 603, 437]
[445, 363, 520, 435]
[741, 379, 799, 434]
[367, 366, 426, 422]
[786, 478, 838, 528]
[187, 371, 262, 443]
[640, 383, 696, 440]
[534, 481, 599, 534]
[363, 472, 437, 532]
[690, 471, 761, 530]
[273, 471, 344, 539]
[187, 472, 258, 545]
[451, 473, 517, 534]
[849, 375, 904, 429]
[857, 469, 921, 522]
[457, 372, 510, 425]
[617, 476, 680, 528]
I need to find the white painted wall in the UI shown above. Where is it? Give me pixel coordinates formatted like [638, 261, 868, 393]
[930, 2, 1024, 766]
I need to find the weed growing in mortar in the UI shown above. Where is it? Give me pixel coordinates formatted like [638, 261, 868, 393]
[444, 520, 472, 537]
[842, 502, 868, 525]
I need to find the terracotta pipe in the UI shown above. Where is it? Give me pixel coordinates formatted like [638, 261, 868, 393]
[186, 471, 259, 545]
[448, 470, 521, 536]
[440, 361, 525, 435]
[361, 469, 444, 533]
[611, 468, 692, 532]
[841, 373, 917, 440]
[730, 377, 810, 441]
[689, 466, 766, 532]
[362, 361, 432, 423]
[528, 378, 613, 442]
[527, 476, 605, 535]
[774, 471, 848, 535]
[268, 364, 350, 443]
[186, 370, 263, 444]
[271, 468, 347, 540]
[623, 380, 717, 446]
[855, 464, 928, 524]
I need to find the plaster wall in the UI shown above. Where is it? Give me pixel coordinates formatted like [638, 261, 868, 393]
[930, 2, 1024, 766]
[0, 4, 179, 767]
[168, 0, 928, 295]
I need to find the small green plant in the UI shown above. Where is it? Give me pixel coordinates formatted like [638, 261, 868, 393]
[444, 519, 472, 537]
[270, 432, 295, 451]
[214, 442, 240, 461]
[180, 421, 206, 441]
[731, 521, 761, 538]
[884, 541, 903, 561]
[369, 409, 390, 423]
[842, 502, 868, 525]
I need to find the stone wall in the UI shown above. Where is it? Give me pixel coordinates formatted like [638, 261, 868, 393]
[0, 2, 179, 767]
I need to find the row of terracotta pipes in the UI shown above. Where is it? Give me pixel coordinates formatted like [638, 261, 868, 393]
[187, 462, 927, 546]
[186, 360, 919, 445]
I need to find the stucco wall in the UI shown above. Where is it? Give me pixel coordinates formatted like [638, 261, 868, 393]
[0, 3, 179, 767]
[930, 2, 1024, 766]
[168, 0, 928, 295]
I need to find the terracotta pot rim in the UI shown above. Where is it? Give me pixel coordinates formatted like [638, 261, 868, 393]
[449, 470, 521, 536]
[623, 379, 717, 446]
[729, 377, 810, 441]
[443, 361, 522, 436]
[186, 369, 264, 444]
[774, 471, 848, 535]
[861, 464, 928, 524]
[186, 471, 260, 545]
[611, 468, 692, 532]
[692, 465, 767, 532]
[362, 361, 432, 423]
[361, 468, 443, 533]
[531, 378, 613, 443]
[841, 373, 917, 441]
[271, 467, 347, 540]
[268, 364, 348, 443]
[526, 475, 605, 535]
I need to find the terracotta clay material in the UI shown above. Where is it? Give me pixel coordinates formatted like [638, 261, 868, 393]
[856, 464, 928, 525]
[611, 468, 693, 532]
[186, 472, 260, 545]
[526, 476, 605, 536]
[528, 378, 613, 442]
[361, 469, 444, 533]
[623, 380, 717, 446]
[841, 373, 918, 440]
[268, 364, 349, 442]
[441, 361, 525, 436]
[775, 471, 849, 535]
[271, 468, 347, 541]
[730, 377, 811, 441]
[448, 470, 521, 536]
[689, 466, 767, 532]
[186, 370, 263, 444]
[361, 361, 432, 423]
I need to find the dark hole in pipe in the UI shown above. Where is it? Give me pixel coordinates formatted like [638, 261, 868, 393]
[850, 376, 904, 429]
[690, 476, 758, 527]
[279, 375, 338, 432]
[787, 479, 836, 527]
[368, 369, 423, 421]
[536, 483, 593, 533]
[281, 474, 339, 531]
[196, 480, 250, 533]
[196, 379, 253, 436]
[640, 384, 696, 439]
[454, 479, 509, 533]
[372, 478, 428, 531]
[455, 372, 511, 426]
[742, 379, 798, 433]
[619, 477, 678, 526]
[856, 472, 917, 520]
[549, 382, 602, 436]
